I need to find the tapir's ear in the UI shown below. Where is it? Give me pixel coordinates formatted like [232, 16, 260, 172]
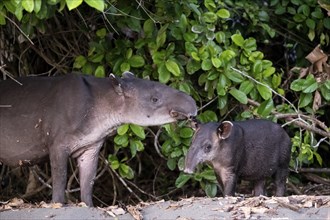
[217, 121, 233, 139]
[122, 71, 135, 78]
[109, 74, 124, 95]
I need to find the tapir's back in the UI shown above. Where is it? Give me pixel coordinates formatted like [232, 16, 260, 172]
[0, 75, 92, 166]
[233, 119, 291, 179]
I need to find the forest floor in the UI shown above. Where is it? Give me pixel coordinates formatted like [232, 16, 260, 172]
[1, 195, 329, 220]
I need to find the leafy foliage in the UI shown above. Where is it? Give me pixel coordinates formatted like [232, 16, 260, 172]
[1, 0, 329, 201]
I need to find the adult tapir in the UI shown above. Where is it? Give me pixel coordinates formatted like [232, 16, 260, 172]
[0, 72, 197, 206]
[184, 119, 291, 197]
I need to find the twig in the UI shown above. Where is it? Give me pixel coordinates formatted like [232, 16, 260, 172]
[303, 173, 330, 185]
[126, 180, 158, 200]
[247, 98, 330, 138]
[103, 158, 143, 203]
[0, 11, 34, 45]
[298, 168, 330, 173]
[231, 67, 298, 113]
[147, 127, 166, 159]
[287, 181, 302, 195]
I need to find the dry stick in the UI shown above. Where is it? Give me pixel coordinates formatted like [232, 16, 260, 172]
[147, 127, 166, 159]
[298, 168, 330, 173]
[126, 180, 158, 200]
[0, 12, 34, 45]
[303, 173, 330, 185]
[103, 158, 143, 203]
[247, 99, 330, 138]
[287, 181, 303, 195]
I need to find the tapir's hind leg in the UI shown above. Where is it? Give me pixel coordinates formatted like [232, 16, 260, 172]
[253, 179, 265, 196]
[77, 141, 103, 207]
[274, 167, 288, 196]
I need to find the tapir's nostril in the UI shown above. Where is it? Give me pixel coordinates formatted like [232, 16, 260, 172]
[170, 110, 179, 118]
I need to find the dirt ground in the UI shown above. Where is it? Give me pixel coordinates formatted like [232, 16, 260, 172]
[1, 195, 329, 220]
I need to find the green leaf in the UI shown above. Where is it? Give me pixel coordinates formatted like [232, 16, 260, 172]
[299, 93, 313, 108]
[165, 60, 181, 76]
[84, 0, 104, 11]
[257, 99, 274, 117]
[302, 75, 318, 93]
[130, 139, 144, 157]
[200, 169, 216, 181]
[211, 57, 221, 68]
[229, 88, 248, 104]
[66, 0, 83, 10]
[157, 63, 171, 83]
[95, 65, 105, 78]
[201, 59, 213, 71]
[231, 34, 244, 47]
[34, 0, 42, 13]
[22, 0, 34, 12]
[73, 55, 87, 69]
[197, 110, 218, 123]
[263, 67, 275, 77]
[120, 62, 130, 72]
[128, 55, 145, 68]
[224, 70, 244, 83]
[204, 183, 217, 197]
[96, 28, 107, 38]
[109, 155, 120, 169]
[0, 10, 5, 25]
[290, 78, 304, 91]
[167, 158, 177, 171]
[143, 19, 154, 37]
[179, 128, 194, 138]
[239, 80, 254, 94]
[216, 8, 230, 18]
[187, 59, 201, 75]
[156, 24, 168, 48]
[130, 124, 146, 139]
[306, 18, 315, 29]
[119, 164, 134, 179]
[320, 81, 330, 101]
[114, 134, 129, 147]
[203, 12, 218, 23]
[253, 60, 263, 74]
[117, 124, 129, 135]
[175, 173, 191, 188]
[324, 18, 330, 30]
[179, 82, 191, 94]
[256, 84, 272, 100]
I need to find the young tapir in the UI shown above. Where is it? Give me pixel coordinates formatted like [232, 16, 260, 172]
[0, 72, 197, 206]
[184, 119, 291, 197]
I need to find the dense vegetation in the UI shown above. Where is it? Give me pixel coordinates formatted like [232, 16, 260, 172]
[0, 0, 329, 205]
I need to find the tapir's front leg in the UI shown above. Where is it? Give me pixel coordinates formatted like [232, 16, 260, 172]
[77, 141, 103, 207]
[49, 146, 69, 204]
[214, 165, 237, 196]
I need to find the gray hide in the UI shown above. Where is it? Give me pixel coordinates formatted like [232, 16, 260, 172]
[0, 72, 197, 206]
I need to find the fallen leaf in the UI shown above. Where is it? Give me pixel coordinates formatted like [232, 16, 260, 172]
[240, 206, 251, 219]
[127, 205, 142, 220]
[313, 90, 322, 111]
[8, 198, 24, 207]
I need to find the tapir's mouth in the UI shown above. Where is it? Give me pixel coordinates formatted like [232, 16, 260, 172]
[170, 110, 195, 120]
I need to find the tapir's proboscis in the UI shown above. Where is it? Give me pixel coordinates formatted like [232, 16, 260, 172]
[184, 119, 291, 197]
[0, 72, 197, 206]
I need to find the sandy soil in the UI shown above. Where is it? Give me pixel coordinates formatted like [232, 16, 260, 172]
[1, 195, 329, 220]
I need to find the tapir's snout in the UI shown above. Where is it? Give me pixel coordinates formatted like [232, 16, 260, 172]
[169, 93, 197, 120]
[183, 167, 194, 174]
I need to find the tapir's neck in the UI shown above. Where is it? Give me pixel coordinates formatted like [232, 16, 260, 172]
[82, 77, 127, 138]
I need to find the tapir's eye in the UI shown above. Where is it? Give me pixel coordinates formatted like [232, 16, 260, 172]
[151, 97, 159, 103]
[204, 144, 212, 153]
